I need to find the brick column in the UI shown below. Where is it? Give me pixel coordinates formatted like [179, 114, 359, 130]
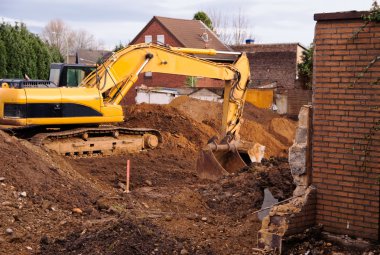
[313, 11, 380, 240]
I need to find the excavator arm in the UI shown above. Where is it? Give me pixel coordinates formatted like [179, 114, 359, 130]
[80, 43, 250, 139]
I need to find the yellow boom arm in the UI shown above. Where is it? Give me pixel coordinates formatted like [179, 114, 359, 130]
[81, 43, 250, 138]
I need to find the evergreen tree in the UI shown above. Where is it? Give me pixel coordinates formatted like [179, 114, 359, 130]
[298, 45, 314, 89]
[0, 21, 63, 79]
[193, 11, 213, 30]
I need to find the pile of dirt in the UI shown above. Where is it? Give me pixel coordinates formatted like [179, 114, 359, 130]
[39, 218, 214, 255]
[170, 96, 296, 158]
[199, 157, 295, 219]
[123, 103, 216, 148]
[0, 131, 101, 209]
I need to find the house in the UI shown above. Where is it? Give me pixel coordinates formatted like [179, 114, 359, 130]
[231, 43, 312, 117]
[135, 86, 222, 104]
[189, 88, 222, 102]
[125, 16, 235, 104]
[76, 49, 112, 65]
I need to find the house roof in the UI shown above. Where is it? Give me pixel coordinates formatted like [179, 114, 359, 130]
[130, 16, 236, 61]
[76, 49, 112, 65]
[231, 42, 307, 52]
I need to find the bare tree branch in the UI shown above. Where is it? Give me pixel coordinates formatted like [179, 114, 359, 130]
[41, 19, 104, 58]
[208, 8, 254, 45]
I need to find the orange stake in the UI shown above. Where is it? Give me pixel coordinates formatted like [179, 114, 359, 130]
[126, 159, 130, 193]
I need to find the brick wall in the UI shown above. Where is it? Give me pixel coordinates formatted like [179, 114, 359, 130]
[286, 188, 317, 236]
[232, 44, 311, 117]
[232, 44, 301, 91]
[313, 11, 380, 240]
[287, 85, 312, 117]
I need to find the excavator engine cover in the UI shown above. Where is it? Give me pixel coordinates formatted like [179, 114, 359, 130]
[196, 141, 247, 180]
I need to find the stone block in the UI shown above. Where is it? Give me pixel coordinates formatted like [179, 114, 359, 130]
[298, 105, 311, 129]
[294, 127, 308, 144]
[288, 143, 307, 176]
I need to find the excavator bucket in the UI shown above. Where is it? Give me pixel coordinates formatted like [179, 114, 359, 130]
[196, 142, 247, 180]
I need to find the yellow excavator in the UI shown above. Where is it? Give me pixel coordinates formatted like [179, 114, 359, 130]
[0, 43, 250, 179]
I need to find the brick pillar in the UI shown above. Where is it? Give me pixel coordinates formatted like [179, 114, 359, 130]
[313, 11, 380, 240]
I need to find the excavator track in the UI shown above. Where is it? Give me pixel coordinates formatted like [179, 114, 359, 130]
[28, 126, 162, 157]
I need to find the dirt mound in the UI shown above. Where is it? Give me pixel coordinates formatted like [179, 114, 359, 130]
[170, 96, 222, 132]
[243, 103, 281, 126]
[39, 218, 214, 255]
[169, 96, 296, 158]
[240, 121, 289, 158]
[200, 158, 295, 219]
[269, 118, 296, 145]
[122, 103, 216, 148]
[0, 131, 100, 209]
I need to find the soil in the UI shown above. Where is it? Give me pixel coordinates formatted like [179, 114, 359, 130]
[0, 97, 299, 254]
[169, 96, 296, 157]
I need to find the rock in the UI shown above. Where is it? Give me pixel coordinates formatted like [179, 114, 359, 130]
[0, 177, 5, 182]
[145, 180, 153, 186]
[164, 215, 172, 221]
[72, 208, 83, 214]
[294, 127, 308, 144]
[40, 236, 49, 245]
[186, 213, 199, 221]
[59, 220, 67, 226]
[13, 215, 21, 222]
[117, 182, 126, 190]
[180, 249, 189, 255]
[2, 201, 12, 207]
[288, 143, 307, 176]
[41, 200, 53, 210]
[26, 246, 33, 251]
[5, 228, 13, 235]
[201, 217, 207, 222]
[19, 192, 27, 198]
[10, 234, 24, 243]
[96, 199, 110, 210]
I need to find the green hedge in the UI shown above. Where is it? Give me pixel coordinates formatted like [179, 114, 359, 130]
[0, 22, 63, 79]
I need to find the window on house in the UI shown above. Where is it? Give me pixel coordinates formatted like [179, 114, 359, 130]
[145, 35, 152, 43]
[157, 35, 165, 44]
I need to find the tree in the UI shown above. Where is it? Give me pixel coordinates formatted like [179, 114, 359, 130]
[113, 42, 125, 52]
[297, 44, 314, 89]
[41, 19, 104, 60]
[193, 11, 213, 30]
[0, 21, 62, 79]
[208, 8, 254, 45]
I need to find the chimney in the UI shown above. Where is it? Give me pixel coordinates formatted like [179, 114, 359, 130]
[245, 39, 255, 44]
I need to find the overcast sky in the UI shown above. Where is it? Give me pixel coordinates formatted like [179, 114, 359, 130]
[0, 0, 374, 49]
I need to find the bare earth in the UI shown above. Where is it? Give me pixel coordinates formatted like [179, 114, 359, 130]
[0, 97, 297, 255]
